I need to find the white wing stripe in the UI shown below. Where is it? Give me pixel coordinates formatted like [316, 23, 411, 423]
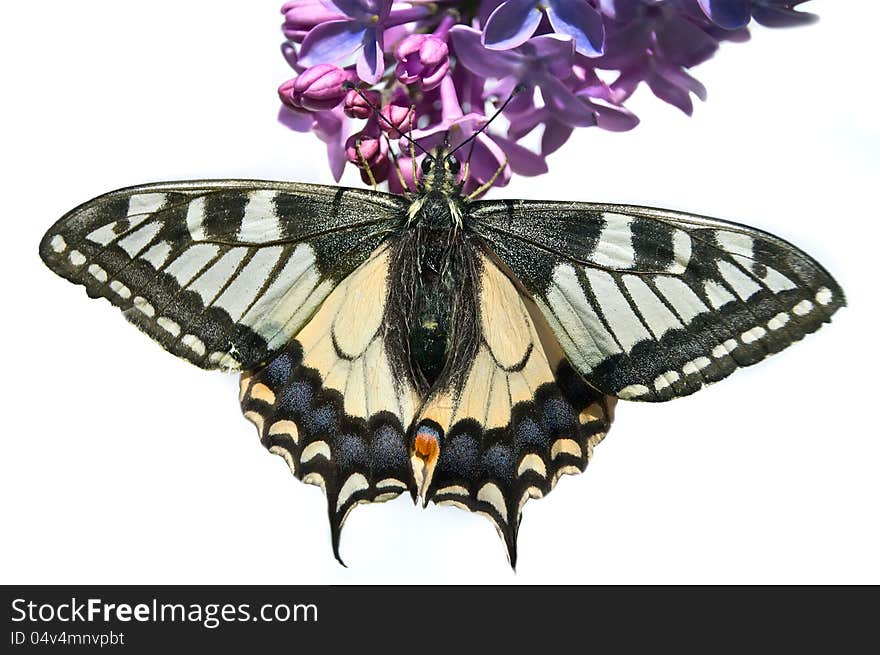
[186, 197, 207, 241]
[583, 269, 651, 351]
[704, 279, 736, 309]
[715, 231, 754, 258]
[142, 241, 173, 269]
[164, 244, 221, 286]
[547, 264, 619, 366]
[654, 277, 710, 324]
[717, 260, 762, 300]
[591, 213, 634, 268]
[127, 193, 167, 216]
[666, 230, 692, 274]
[213, 246, 283, 321]
[239, 244, 315, 328]
[188, 248, 248, 305]
[117, 222, 161, 257]
[761, 266, 798, 293]
[238, 190, 283, 242]
[622, 275, 683, 340]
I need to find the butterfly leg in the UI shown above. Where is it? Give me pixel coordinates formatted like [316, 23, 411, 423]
[466, 154, 509, 201]
[354, 138, 379, 190]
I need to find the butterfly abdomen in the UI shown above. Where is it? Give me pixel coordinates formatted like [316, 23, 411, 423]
[384, 221, 481, 394]
[408, 266, 452, 386]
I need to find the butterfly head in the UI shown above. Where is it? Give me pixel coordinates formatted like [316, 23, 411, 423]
[417, 144, 462, 197]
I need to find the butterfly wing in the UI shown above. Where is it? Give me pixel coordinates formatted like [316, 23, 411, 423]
[412, 251, 615, 566]
[239, 241, 422, 562]
[40, 180, 406, 371]
[470, 200, 845, 402]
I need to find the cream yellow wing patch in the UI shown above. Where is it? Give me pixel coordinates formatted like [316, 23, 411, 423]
[295, 245, 421, 426]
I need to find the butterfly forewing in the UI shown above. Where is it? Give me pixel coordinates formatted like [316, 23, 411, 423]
[470, 200, 845, 402]
[39, 180, 406, 371]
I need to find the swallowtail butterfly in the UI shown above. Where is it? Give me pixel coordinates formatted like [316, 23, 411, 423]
[39, 144, 844, 566]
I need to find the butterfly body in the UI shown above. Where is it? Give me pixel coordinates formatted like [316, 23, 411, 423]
[40, 165, 844, 566]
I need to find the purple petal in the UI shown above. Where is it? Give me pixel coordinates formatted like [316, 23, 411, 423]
[327, 142, 347, 181]
[505, 107, 545, 141]
[284, 2, 345, 39]
[583, 99, 640, 132]
[278, 106, 315, 132]
[419, 37, 448, 67]
[540, 120, 573, 155]
[281, 42, 299, 70]
[655, 14, 719, 66]
[527, 35, 576, 79]
[647, 71, 695, 115]
[450, 26, 521, 79]
[752, 3, 818, 28]
[505, 89, 536, 117]
[482, 0, 543, 51]
[697, 0, 751, 30]
[356, 29, 385, 83]
[299, 20, 365, 67]
[596, 0, 618, 19]
[608, 68, 641, 105]
[412, 113, 484, 151]
[546, 0, 605, 57]
[468, 134, 511, 187]
[321, 0, 379, 21]
[388, 156, 417, 194]
[492, 135, 548, 176]
[313, 109, 348, 181]
[537, 74, 596, 127]
[656, 63, 707, 102]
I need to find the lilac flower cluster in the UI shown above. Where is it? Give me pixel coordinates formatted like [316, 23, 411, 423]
[278, 0, 816, 193]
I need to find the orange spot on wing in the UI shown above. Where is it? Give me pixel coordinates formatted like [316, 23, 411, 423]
[414, 429, 439, 467]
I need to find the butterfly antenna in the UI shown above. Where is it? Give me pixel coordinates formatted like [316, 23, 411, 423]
[448, 83, 526, 159]
[342, 82, 434, 160]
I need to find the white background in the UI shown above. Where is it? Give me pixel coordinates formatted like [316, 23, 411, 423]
[1, 1, 877, 584]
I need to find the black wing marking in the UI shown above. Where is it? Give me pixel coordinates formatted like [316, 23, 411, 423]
[40, 180, 406, 371]
[411, 251, 615, 566]
[470, 200, 845, 402]
[239, 243, 422, 563]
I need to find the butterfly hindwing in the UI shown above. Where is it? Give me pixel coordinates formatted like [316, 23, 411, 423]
[470, 201, 845, 402]
[239, 243, 422, 562]
[39, 180, 406, 371]
[412, 251, 615, 565]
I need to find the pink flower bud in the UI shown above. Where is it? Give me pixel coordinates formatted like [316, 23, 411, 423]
[279, 64, 350, 112]
[277, 78, 306, 112]
[343, 89, 380, 119]
[395, 34, 450, 91]
[345, 129, 390, 184]
[379, 104, 414, 135]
